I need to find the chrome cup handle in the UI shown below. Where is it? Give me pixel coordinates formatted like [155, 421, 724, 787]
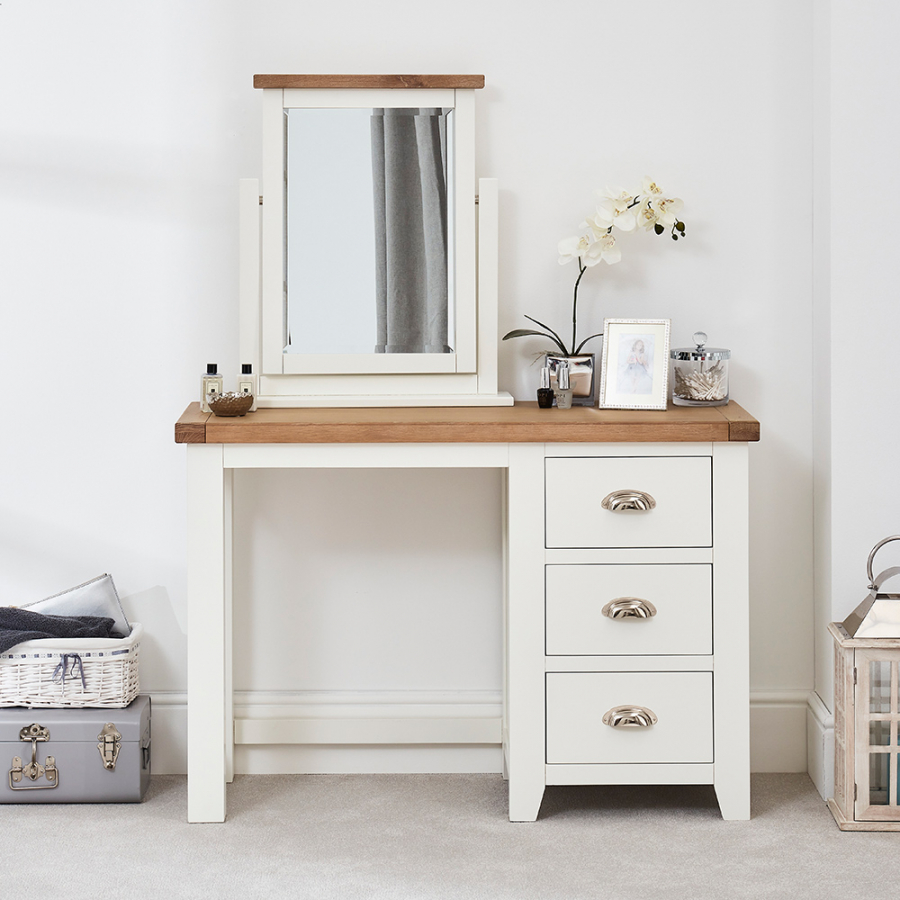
[601, 597, 657, 620]
[601, 489, 656, 512]
[602, 705, 658, 728]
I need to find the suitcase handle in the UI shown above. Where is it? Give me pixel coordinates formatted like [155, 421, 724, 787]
[8, 724, 58, 791]
[867, 535, 900, 591]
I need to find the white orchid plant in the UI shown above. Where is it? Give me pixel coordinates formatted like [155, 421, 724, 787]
[503, 177, 686, 357]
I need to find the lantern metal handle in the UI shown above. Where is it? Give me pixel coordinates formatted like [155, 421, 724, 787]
[866, 535, 900, 591]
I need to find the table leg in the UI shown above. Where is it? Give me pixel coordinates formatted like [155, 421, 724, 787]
[506, 444, 546, 822]
[186, 444, 228, 822]
[224, 467, 234, 784]
[713, 442, 751, 820]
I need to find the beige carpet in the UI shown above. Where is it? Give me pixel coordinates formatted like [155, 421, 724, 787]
[0, 774, 895, 899]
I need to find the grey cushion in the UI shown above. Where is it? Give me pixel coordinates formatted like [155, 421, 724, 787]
[23, 574, 131, 638]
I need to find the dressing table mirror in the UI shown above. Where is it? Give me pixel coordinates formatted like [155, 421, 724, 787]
[242, 74, 512, 407]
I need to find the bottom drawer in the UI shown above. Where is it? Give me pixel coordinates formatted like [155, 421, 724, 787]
[546, 672, 713, 764]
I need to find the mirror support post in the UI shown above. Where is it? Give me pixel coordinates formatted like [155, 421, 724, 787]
[477, 178, 499, 396]
[261, 88, 286, 375]
[239, 178, 261, 376]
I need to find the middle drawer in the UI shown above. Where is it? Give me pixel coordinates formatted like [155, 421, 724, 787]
[546, 564, 712, 656]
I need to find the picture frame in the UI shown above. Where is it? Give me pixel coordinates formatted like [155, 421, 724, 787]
[598, 318, 671, 410]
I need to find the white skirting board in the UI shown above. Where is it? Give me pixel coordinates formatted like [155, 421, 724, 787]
[148, 690, 814, 776]
[748, 691, 811, 774]
[806, 690, 835, 800]
[233, 745, 502, 775]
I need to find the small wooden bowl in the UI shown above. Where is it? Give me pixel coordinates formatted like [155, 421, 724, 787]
[208, 392, 254, 417]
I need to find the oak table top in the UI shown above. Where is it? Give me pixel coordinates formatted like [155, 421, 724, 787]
[174, 401, 759, 445]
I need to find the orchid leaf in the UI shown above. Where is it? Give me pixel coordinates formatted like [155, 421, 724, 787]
[502, 327, 568, 356]
[523, 315, 570, 354]
[502, 329, 547, 339]
[574, 332, 603, 355]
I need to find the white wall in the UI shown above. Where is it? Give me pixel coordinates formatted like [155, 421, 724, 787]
[826, 0, 900, 644]
[809, 0, 900, 796]
[0, 1, 815, 773]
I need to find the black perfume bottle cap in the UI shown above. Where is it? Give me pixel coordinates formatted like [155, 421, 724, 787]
[207, 363, 218, 375]
[242, 363, 252, 374]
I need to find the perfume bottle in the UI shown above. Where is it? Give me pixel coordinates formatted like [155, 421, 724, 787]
[237, 363, 258, 412]
[537, 365, 555, 408]
[555, 360, 574, 409]
[200, 363, 224, 413]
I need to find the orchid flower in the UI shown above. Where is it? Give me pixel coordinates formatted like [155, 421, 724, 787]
[557, 234, 590, 265]
[583, 231, 621, 266]
[655, 195, 684, 226]
[636, 178, 684, 233]
[595, 188, 637, 232]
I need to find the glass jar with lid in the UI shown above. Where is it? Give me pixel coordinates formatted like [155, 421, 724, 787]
[670, 332, 730, 407]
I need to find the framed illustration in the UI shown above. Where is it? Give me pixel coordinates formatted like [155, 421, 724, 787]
[598, 319, 671, 410]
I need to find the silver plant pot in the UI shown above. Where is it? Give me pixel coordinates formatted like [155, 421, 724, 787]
[545, 354, 596, 407]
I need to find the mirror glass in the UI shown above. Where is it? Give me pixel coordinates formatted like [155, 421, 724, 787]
[284, 107, 455, 355]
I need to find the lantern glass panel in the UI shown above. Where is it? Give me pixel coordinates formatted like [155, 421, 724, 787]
[870, 661, 892, 714]
[869, 753, 890, 805]
[870, 721, 891, 746]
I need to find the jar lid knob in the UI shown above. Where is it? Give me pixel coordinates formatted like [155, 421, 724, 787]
[692, 331, 708, 350]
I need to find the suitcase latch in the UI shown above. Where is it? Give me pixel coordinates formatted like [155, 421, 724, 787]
[98, 723, 122, 771]
[9, 723, 58, 790]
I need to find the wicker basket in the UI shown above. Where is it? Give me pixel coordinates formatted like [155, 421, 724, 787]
[0, 623, 141, 708]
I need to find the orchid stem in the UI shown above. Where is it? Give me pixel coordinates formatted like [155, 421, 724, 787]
[572, 261, 587, 356]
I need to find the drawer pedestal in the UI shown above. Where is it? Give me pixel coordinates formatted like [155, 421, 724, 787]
[506, 442, 749, 822]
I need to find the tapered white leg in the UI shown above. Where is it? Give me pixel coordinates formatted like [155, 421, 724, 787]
[506, 444, 546, 822]
[713, 442, 750, 820]
[187, 444, 227, 822]
[715, 768, 750, 820]
[501, 469, 510, 783]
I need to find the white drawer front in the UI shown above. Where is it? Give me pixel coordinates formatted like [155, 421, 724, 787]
[546, 671, 713, 764]
[545, 456, 712, 548]
[545, 564, 712, 656]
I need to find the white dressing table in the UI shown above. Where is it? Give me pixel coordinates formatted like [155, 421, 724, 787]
[175, 401, 759, 823]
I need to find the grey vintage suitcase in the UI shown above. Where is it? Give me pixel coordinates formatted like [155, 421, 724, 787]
[0, 695, 150, 803]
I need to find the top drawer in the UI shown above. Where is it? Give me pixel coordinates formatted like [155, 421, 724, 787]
[545, 456, 712, 548]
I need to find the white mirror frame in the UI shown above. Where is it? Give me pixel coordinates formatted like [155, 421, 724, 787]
[240, 75, 512, 408]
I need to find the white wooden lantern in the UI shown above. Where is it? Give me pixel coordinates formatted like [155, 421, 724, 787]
[829, 622, 900, 830]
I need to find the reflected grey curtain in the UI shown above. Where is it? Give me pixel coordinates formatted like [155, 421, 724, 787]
[371, 108, 450, 354]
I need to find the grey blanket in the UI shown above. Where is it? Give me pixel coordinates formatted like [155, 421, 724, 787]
[0, 607, 117, 654]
